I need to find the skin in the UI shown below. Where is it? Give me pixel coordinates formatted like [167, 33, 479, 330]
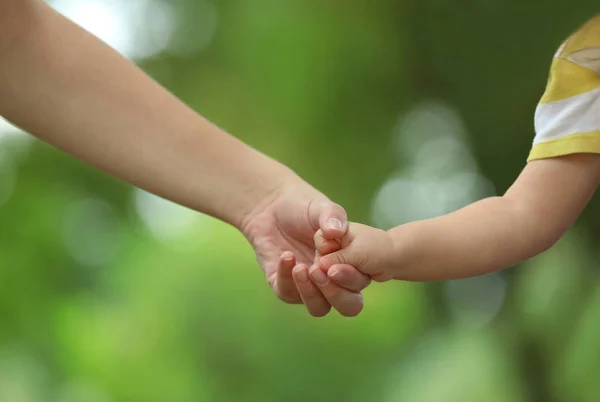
[317, 154, 600, 282]
[242, 184, 370, 317]
[0, 0, 369, 316]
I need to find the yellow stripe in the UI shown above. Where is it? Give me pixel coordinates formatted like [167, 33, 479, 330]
[528, 131, 600, 162]
[561, 15, 600, 58]
[539, 58, 600, 103]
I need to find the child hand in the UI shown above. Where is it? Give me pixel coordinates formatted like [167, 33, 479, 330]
[316, 223, 398, 283]
[290, 228, 372, 317]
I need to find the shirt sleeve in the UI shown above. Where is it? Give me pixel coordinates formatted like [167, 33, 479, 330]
[529, 15, 600, 162]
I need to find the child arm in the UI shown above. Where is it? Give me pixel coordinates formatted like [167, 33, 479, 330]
[317, 16, 600, 283]
[390, 154, 600, 280]
[320, 154, 600, 281]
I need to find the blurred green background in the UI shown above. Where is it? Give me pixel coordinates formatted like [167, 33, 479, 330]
[1, 1, 600, 401]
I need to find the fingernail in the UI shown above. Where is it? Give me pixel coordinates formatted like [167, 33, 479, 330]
[309, 265, 329, 286]
[295, 267, 309, 283]
[329, 267, 342, 280]
[326, 218, 344, 231]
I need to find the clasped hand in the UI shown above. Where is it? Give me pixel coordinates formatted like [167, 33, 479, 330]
[242, 180, 397, 317]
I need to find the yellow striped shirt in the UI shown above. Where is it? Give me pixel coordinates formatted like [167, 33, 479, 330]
[529, 16, 600, 161]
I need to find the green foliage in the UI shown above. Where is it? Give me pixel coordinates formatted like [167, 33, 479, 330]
[1, 1, 600, 401]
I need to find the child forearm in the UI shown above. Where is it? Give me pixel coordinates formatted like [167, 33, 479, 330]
[388, 155, 600, 281]
[0, 0, 296, 228]
[388, 196, 551, 281]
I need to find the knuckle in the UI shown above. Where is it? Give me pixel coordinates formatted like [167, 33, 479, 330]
[323, 199, 338, 210]
[335, 253, 348, 265]
[359, 253, 369, 268]
[326, 202, 340, 216]
[313, 229, 326, 246]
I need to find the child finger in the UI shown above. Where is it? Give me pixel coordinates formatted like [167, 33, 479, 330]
[313, 229, 341, 258]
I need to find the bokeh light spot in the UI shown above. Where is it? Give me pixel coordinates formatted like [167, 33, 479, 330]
[133, 189, 206, 244]
[49, 0, 177, 60]
[167, 0, 219, 56]
[371, 100, 495, 229]
[445, 273, 507, 328]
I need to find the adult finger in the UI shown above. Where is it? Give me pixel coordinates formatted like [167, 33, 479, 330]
[328, 264, 371, 292]
[308, 265, 364, 317]
[273, 251, 301, 304]
[292, 264, 332, 317]
[308, 198, 348, 240]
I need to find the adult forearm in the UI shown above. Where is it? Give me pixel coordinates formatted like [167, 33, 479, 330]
[0, 1, 295, 228]
[389, 196, 556, 281]
[0, 0, 30, 52]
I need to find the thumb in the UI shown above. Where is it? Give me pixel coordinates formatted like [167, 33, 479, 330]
[308, 198, 348, 240]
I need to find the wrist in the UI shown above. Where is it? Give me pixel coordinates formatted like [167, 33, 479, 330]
[235, 162, 303, 233]
[387, 223, 420, 280]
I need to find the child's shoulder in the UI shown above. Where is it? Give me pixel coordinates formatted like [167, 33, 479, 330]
[557, 15, 600, 66]
[538, 16, 600, 105]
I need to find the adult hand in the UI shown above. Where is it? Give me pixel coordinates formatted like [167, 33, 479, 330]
[241, 179, 371, 317]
